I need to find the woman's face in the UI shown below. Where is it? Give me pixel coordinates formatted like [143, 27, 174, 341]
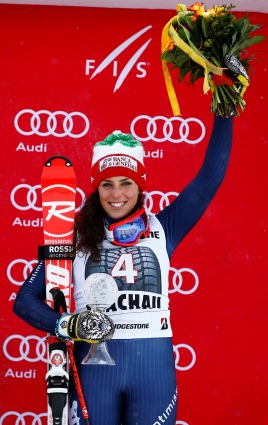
[98, 176, 140, 219]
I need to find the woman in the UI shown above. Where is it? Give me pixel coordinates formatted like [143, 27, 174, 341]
[14, 113, 233, 424]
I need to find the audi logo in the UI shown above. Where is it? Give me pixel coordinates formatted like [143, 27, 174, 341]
[11, 184, 41, 211]
[144, 191, 179, 212]
[169, 267, 199, 295]
[14, 109, 90, 138]
[173, 343, 196, 371]
[10, 184, 85, 212]
[130, 115, 206, 144]
[7, 259, 38, 286]
[0, 411, 47, 425]
[3, 335, 47, 363]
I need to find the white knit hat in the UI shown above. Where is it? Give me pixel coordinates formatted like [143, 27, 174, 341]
[91, 131, 146, 190]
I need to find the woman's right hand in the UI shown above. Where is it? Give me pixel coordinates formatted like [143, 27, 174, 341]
[55, 310, 115, 343]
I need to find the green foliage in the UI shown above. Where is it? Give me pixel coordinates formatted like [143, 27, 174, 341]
[161, 3, 265, 117]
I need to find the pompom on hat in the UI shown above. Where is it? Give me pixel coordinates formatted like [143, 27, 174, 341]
[91, 131, 146, 191]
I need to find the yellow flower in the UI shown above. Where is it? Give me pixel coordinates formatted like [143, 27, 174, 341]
[206, 8, 215, 15]
[196, 5, 205, 15]
[189, 2, 204, 12]
[164, 39, 176, 52]
[215, 6, 225, 13]
[201, 11, 212, 18]
[189, 2, 205, 21]
[200, 5, 225, 19]
[204, 6, 225, 16]
[176, 4, 187, 12]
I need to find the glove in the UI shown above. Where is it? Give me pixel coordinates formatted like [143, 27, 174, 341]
[223, 54, 250, 96]
[209, 54, 250, 118]
[55, 310, 115, 343]
[210, 55, 250, 95]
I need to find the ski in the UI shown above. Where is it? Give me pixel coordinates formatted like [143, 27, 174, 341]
[41, 156, 76, 425]
[50, 288, 90, 425]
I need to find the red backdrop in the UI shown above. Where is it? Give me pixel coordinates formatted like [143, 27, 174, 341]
[1, 4, 268, 425]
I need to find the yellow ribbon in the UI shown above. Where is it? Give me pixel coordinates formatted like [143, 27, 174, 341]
[161, 8, 224, 116]
[237, 75, 249, 96]
[161, 16, 181, 116]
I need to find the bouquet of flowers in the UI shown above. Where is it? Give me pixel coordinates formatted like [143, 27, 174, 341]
[161, 2, 265, 117]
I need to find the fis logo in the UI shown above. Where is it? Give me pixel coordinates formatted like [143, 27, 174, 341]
[85, 26, 152, 92]
[161, 318, 169, 330]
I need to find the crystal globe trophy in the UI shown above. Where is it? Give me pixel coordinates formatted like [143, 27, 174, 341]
[81, 273, 118, 365]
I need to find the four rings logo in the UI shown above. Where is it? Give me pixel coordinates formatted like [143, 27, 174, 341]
[173, 343, 196, 371]
[7, 259, 38, 286]
[169, 267, 199, 295]
[10, 184, 85, 212]
[0, 412, 47, 424]
[131, 115, 206, 144]
[14, 109, 90, 138]
[86, 26, 152, 92]
[3, 335, 47, 363]
[144, 190, 179, 212]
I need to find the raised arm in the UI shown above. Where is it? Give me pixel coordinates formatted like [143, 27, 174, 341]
[157, 115, 233, 258]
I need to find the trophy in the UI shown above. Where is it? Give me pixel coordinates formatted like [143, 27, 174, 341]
[81, 273, 118, 365]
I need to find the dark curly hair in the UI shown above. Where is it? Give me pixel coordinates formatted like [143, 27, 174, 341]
[74, 190, 144, 262]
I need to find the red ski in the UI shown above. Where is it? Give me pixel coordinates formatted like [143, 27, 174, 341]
[41, 156, 76, 425]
